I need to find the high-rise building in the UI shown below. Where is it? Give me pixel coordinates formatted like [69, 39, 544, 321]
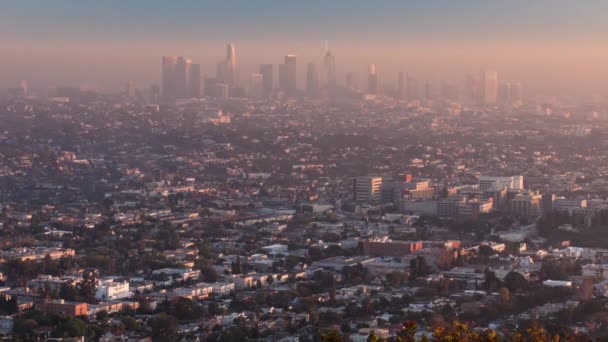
[498, 82, 511, 105]
[284, 55, 297, 96]
[510, 82, 523, 103]
[248, 73, 264, 100]
[465, 72, 482, 105]
[346, 72, 358, 90]
[175, 56, 192, 99]
[306, 62, 319, 97]
[367, 64, 378, 95]
[397, 72, 405, 100]
[226, 43, 237, 85]
[353, 176, 383, 204]
[324, 41, 336, 94]
[406, 74, 417, 101]
[161, 56, 178, 101]
[482, 71, 498, 105]
[189, 64, 201, 98]
[259, 64, 273, 97]
[424, 81, 433, 101]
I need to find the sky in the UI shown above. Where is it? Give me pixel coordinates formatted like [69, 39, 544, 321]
[3, 0, 608, 95]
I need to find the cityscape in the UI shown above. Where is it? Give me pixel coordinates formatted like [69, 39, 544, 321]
[3, 1, 608, 341]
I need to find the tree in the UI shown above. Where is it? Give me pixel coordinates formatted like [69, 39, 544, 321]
[53, 317, 87, 338]
[149, 313, 178, 340]
[504, 271, 528, 292]
[499, 287, 510, 303]
[320, 329, 343, 342]
[478, 245, 496, 257]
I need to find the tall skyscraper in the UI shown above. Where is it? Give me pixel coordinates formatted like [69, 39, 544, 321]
[397, 72, 405, 100]
[465, 72, 482, 105]
[406, 73, 417, 101]
[226, 43, 237, 85]
[161, 56, 178, 101]
[189, 64, 201, 98]
[482, 71, 498, 105]
[306, 62, 319, 97]
[248, 73, 264, 100]
[368, 64, 378, 95]
[498, 82, 511, 105]
[278, 64, 288, 94]
[175, 56, 192, 99]
[324, 41, 336, 95]
[217, 43, 238, 86]
[259, 64, 273, 98]
[510, 82, 523, 103]
[284, 55, 297, 96]
[424, 81, 433, 101]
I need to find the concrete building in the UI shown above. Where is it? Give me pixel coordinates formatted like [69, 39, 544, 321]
[353, 176, 383, 204]
[478, 175, 524, 192]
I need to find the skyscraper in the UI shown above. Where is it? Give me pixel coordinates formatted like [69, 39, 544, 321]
[248, 73, 264, 100]
[424, 81, 433, 101]
[306, 62, 319, 97]
[368, 64, 378, 95]
[397, 72, 405, 100]
[175, 56, 192, 99]
[498, 82, 511, 105]
[465, 72, 482, 105]
[161, 56, 178, 101]
[259, 64, 273, 98]
[226, 43, 237, 85]
[284, 55, 297, 96]
[406, 73, 417, 101]
[346, 72, 358, 90]
[189, 64, 201, 98]
[482, 71, 498, 105]
[510, 82, 523, 103]
[324, 41, 336, 95]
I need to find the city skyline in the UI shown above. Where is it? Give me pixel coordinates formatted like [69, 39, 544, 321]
[3, 1, 608, 97]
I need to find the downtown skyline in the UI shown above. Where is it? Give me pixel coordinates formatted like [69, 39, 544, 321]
[3, 1, 608, 98]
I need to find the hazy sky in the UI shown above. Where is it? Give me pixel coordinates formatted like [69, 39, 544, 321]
[4, 0, 608, 95]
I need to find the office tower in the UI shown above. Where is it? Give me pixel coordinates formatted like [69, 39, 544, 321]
[482, 71, 498, 105]
[248, 73, 264, 100]
[188, 64, 201, 98]
[324, 41, 336, 94]
[284, 55, 297, 96]
[278, 64, 288, 94]
[424, 81, 433, 101]
[465, 72, 481, 105]
[175, 57, 191, 99]
[216, 60, 229, 84]
[498, 82, 511, 105]
[226, 43, 237, 85]
[204, 78, 229, 99]
[346, 72, 358, 90]
[353, 176, 383, 204]
[367, 64, 378, 95]
[397, 72, 405, 99]
[161, 56, 178, 101]
[126, 81, 136, 98]
[259, 64, 273, 97]
[306, 62, 319, 97]
[148, 84, 160, 104]
[510, 82, 523, 103]
[406, 74, 417, 101]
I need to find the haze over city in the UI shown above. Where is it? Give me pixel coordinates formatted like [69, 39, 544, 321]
[4, 1, 608, 341]
[4, 0, 608, 98]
